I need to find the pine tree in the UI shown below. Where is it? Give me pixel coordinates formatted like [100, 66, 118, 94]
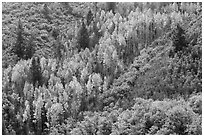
[13, 19, 35, 61]
[24, 35, 35, 60]
[41, 101, 48, 134]
[13, 19, 26, 60]
[171, 24, 187, 53]
[30, 56, 42, 88]
[77, 19, 89, 50]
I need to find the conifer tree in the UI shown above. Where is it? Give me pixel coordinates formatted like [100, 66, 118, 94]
[41, 101, 48, 134]
[171, 24, 187, 53]
[77, 19, 89, 50]
[24, 35, 35, 60]
[30, 56, 42, 88]
[13, 19, 35, 60]
[13, 19, 26, 60]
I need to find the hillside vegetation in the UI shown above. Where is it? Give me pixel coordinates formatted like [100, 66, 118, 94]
[2, 2, 202, 135]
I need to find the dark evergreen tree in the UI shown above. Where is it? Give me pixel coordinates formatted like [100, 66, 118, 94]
[24, 35, 35, 60]
[171, 24, 187, 53]
[77, 19, 89, 50]
[30, 55, 42, 88]
[13, 19, 35, 60]
[13, 19, 26, 60]
[41, 100, 48, 134]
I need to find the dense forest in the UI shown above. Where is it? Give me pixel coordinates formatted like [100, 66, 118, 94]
[2, 2, 202, 135]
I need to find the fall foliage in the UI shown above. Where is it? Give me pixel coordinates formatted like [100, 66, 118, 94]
[2, 2, 202, 135]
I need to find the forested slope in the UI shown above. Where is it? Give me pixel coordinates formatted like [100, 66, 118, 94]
[2, 2, 202, 135]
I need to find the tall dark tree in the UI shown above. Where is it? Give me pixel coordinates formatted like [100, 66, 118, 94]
[13, 19, 35, 60]
[171, 24, 187, 53]
[30, 55, 42, 88]
[24, 35, 35, 60]
[40, 101, 48, 134]
[77, 19, 89, 50]
[13, 19, 26, 60]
